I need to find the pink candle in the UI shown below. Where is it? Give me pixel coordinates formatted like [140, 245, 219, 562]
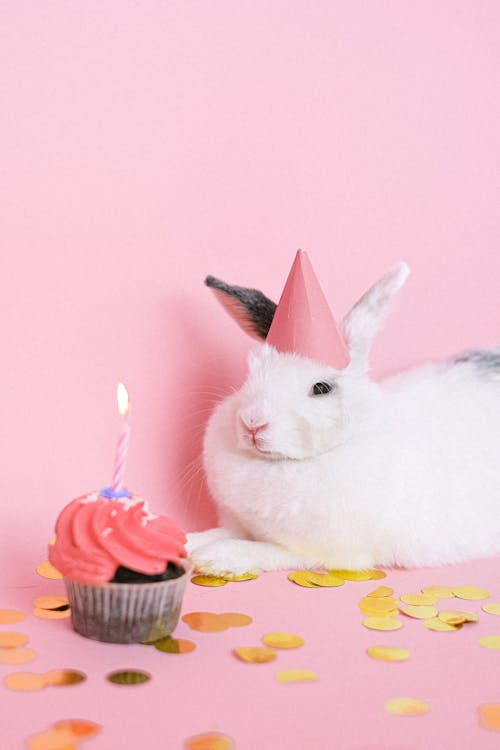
[111, 383, 130, 493]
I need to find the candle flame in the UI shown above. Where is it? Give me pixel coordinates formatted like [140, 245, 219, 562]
[116, 382, 129, 416]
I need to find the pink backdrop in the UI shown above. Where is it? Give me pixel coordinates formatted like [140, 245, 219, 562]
[1, 4, 500, 746]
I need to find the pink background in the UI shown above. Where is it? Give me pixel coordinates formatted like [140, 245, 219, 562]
[1, 2, 499, 749]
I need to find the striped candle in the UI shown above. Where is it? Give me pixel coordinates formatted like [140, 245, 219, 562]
[111, 383, 130, 493]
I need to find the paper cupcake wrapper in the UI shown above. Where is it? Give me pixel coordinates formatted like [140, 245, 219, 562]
[64, 560, 193, 644]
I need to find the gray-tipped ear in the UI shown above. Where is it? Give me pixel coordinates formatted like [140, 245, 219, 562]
[341, 262, 410, 366]
[205, 276, 277, 340]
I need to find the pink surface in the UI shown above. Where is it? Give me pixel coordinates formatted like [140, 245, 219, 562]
[266, 250, 351, 368]
[3, 559, 500, 749]
[1, 1, 499, 748]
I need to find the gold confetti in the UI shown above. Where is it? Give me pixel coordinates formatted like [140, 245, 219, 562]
[362, 617, 403, 631]
[276, 669, 318, 682]
[288, 570, 344, 588]
[185, 732, 234, 750]
[107, 669, 151, 685]
[191, 576, 228, 587]
[48, 535, 56, 545]
[52, 719, 100, 738]
[44, 669, 86, 686]
[33, 596, 69, 610]
[421, 585, 455, 599]
[400, 593, 438, 606]
[328, 569, 381, 581]
[218, 613, 253, 628]
[367, 646, 410, 662]
[479, 703, 500, 731]
[479, 636, 500, 650]
[438, 610, 478, 625]
[27, 719, 100, 750]
[261, 632, 304, 649]
[370, 569, 387, 580]
[234, 647, 276, 663]
[182, 612, 228, 632]
[482, 603, 500, 616]
[452, 586, 489, 601]
[4, 673, 46, 691]
[399, 604, 438, 620]
[0, 632, 28, 648]
[153, 637, 196, 654]
[423, 617, 460, 632]
[0, 647, 37, 664]
[0, 608, 25, 624]
[36, 561, 63, 580]
[358, 597, 399, 614]
[222, 573, 258, 582]
[367, 586, 394, 598]
[384, 697, 429, 716]
[33, 607, 71, 619]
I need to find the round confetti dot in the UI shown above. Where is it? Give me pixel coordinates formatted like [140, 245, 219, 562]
[362, 617, 403, 631]
[27, 727, 78, 750]
[44, 669, 86, 686]
[107, 669, 151, 685]
[482, 603, 500, 616]
[359, 597, 399, 614]
[0, 609, 25, 624]
[33, 596, 69, 610]
[438, 610, 478, 625]
[276, 669, 318, 682]
[153, 637, 196, 654]
[36, 561, 63, 580]
[288, 570, 344, 588]
[234, 647, 276, 663]
[33, 607, 71, 619]
[367, 646, 410, 662]
[479, 636, 500, 650]
[400, 593, 438, 606]
[223, 573, 258, 582]
[452, 586, 489, 601]
[0, 647, 37, 664]
[384, 697, 429, 716]
[423, 617, 460, 632]
[370, 569, 387, 580]
[4, 672, 46, 691]
[261, 632, 304, 649]
[479, 703, 500, 731]
[399, 604, 438, 620]
[421, 585, 455, 599]
[52, 719, 100, 738]
[182, 612, 229, 632]
[328, 569, 376, 581]
[185, 732, 234, 750]
[0, 632, 28, 648]
[367, 586, 394, 598]
[191, 576, 228, 587]
[218, 613, 253, 628]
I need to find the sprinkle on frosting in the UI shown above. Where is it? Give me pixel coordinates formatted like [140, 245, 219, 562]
[49, 492, 187, 585]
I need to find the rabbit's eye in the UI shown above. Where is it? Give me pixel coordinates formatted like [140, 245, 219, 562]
[311, 381, 334, 396]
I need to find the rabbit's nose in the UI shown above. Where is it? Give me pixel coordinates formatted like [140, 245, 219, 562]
[239, 416, 269, 435]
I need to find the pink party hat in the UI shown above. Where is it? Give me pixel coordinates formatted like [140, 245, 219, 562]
[266, 250, 351, 369]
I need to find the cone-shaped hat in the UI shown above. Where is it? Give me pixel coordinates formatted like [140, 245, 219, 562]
[266, 250, 351, 369]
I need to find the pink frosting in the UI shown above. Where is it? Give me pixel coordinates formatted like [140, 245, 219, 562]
[49, 492, 187, 585]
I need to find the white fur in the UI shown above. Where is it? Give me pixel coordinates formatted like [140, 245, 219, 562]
[188, 263, 500, 575]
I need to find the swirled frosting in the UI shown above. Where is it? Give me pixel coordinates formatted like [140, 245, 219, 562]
[49, 492, 187, 585]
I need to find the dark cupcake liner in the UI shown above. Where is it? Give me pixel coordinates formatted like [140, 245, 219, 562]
[63, 559, 193, 644]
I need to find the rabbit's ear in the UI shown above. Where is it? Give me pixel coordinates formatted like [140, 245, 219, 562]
[341, 262, 410, 367]
[205, 276, 277, 340]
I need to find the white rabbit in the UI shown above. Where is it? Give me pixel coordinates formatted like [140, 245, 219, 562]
[187, 260, 500, 575]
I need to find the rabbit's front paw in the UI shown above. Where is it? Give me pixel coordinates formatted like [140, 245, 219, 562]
[191, 539, 262, 577]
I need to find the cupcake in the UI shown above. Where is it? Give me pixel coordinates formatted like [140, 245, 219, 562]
[49, 488, 192, 643]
